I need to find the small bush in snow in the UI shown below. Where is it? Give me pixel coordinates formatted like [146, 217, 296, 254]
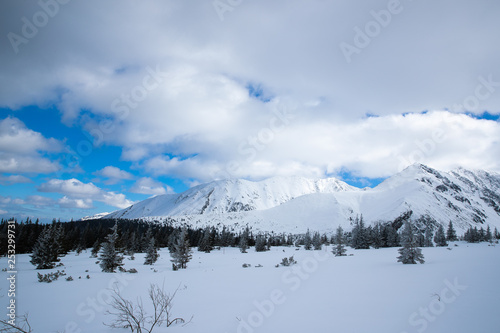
[37, 270, 65, 283]
[279, 256, 297, 267]
[128, 268, 138, 273]
[66, 276, 73, 281]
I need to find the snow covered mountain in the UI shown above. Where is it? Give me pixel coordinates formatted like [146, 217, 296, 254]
[107, 176, 357, 218]
[105, 164, 500, 233]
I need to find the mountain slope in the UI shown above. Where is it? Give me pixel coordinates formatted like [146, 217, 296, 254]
[105, 164, 500, 233]
[106, 176, 357, 219]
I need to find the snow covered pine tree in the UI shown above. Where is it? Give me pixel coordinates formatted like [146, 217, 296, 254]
[170, 226, 192, 270]
[99, 222, 124, 272]
[397, 220, 425, 264]
[30, 224, 60, 269]
[333, 226, 347, 256]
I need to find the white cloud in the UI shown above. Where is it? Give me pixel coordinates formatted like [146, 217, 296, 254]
[38, 179, 101, 198]
[0, 0, 499, 184]
[58, 196, 93, 209]
[130, 177, 174, 196]
[0, 175, 32, 185]
[0, 117, 63, 173]
[26, 195, 55, 207]
[142, 111, 500, 180]
[94, 166, 134, 184]
[38, 178, 134, 209]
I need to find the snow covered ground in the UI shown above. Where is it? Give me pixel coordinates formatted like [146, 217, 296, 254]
[2, 242, 499, 333]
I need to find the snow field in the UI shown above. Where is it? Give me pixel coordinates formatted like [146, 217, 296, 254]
[1, 242, 499, 333]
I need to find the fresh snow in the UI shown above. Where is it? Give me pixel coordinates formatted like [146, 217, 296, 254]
[105, 164, 500, 234]
[2, 243, 499, 333]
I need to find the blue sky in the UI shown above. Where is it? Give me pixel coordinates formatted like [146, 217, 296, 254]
[1, 1, 499, 222]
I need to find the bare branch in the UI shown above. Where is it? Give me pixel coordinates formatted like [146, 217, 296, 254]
[105, 283, 189, 333]
[0, 314, 33, 333]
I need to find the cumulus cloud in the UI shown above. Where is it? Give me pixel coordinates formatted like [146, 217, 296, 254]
[38, 178, 134, 209]
[0, 0, 499, 185]
[141, 111, 500, 180]
[58, 196, 93, 209]
[0, 117, 63, 173]
[130, 177, 174, 196]
[94, 166, 134, 184]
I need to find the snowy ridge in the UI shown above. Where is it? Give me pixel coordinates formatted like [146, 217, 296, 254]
[106, 176, 357, 219]
[105, 164, 500, 233]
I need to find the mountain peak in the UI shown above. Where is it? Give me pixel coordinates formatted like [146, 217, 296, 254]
[105, 165, 500, 234]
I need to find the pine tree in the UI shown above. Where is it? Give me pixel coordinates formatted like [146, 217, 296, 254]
[424, 227, 434, 247]
[99, 222, 123, 273]
[312, 232, 322, 250]
[198, 227, 213, 253]
[239, 227, 249, 253]
[167, 229, 179, 253]
[384, 224, 400, 247]
[446, 221, 458, 241]
[397, 221, 425, 264]
[371, 223, 383, 249]
[220, 226, 233, 247]
[144, 236, 159, 265]
[30, 225, 60, 269]
[434, 224, 448, 247]
[255, 234, 267, 252]
[333, 226, 347, 256]
[485, 225, 493, 242]
[304, 229, 312, 250]
[170, 226, 192, 269]
[351, 215, 369, 249]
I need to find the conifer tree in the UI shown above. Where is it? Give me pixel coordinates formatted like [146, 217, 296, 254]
[434, 224, 448, 247]
[485, 225, 493, 242]
[312, 232, 322, 250]
[371, 223, 382, 249]
[351, 215, 369, 249]
[384, 224, 400, 247]
[446, 221, 458, 241]
[198, 227, 213, 253]
[220, 226, 233, 247]
[99, 222, 123, 273]
[397, 221, 425, 264]
[239, 227, 249, 253]
[170, 226, 192, 269]
[424, 227, 434, 247]
[144, 236, 159, 265]
[30, 225, 60, 269]
[304, 229, 312, 250]
[255, 234, 267, 252]
[333, 226, 347, 256]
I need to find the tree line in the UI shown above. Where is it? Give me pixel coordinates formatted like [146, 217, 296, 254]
[2, 213, 499, 268]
